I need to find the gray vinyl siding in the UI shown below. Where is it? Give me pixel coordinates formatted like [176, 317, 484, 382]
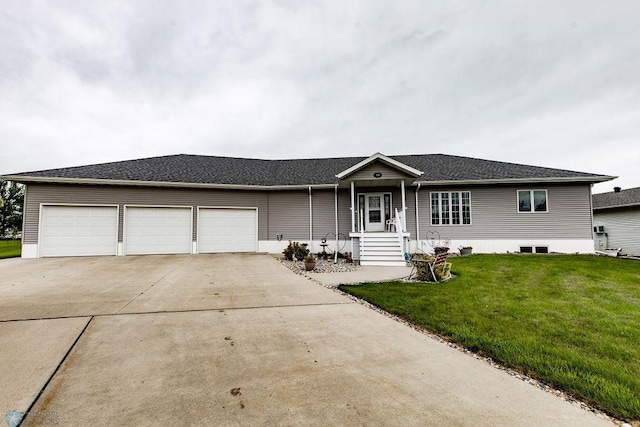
[346, 161, 415, 181]
[312, 190, 336, 239]
[24, 184, 269, 243]
[311, 189, 360, 239]
[405, 189, 417, 239]
[417, 184, 593, 240]
[593, 208, 640, 256]
[268, 191, 309, 241]
[337, 190, 351, 237]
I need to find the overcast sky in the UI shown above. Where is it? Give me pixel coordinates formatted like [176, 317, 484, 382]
[1, 1, 639, 193]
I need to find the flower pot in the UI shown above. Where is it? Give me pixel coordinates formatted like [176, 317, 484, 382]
[304, 261, 316, 271]
[460, 248, 472, 256]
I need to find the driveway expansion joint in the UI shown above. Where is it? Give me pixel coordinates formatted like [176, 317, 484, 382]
[20, 316, 93, 424]
[114, 260, 186, 314]
[0, 302, 354, 323]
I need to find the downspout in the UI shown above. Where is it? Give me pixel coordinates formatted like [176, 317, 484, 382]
[589, 183, 595, 252]
[309, 186, 313, 248]
[21, 183, 27, 250]
[415, 182, 421, 253]
[335, 184, 339, 264]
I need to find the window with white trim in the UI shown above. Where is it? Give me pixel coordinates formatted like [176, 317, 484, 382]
[430, 191, 471, 225]
[518, 190, 548, 213]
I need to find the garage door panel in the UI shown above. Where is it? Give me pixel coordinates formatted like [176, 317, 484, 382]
[199, 209, 257, 253]
[40, 206, 118, 257]
[125, 207, 192, 255]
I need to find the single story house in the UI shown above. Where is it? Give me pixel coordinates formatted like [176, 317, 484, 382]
[2, 152, 614, 265]
[592, 186, 640, 256]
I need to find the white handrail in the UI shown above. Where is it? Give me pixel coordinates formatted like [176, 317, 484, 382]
[394, 208, 405, 254]
[394, 209, 405, 233]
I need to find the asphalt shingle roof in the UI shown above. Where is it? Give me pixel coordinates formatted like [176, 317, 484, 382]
[5, 153, 611, 186]
[593, 186, 640, 209]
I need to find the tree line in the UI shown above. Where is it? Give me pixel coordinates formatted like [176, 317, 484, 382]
[1, 180, 24, 239]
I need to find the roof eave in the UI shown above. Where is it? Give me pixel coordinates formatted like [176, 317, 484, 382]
[2, 173, 615, 189]
[0, 175, 338, 191]
[593, 202, 640, 211]
[414, 175, 616, 186]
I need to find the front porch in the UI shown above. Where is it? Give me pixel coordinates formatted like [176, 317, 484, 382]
[349, 200, 410, 266]
[336, 153, 422, 266]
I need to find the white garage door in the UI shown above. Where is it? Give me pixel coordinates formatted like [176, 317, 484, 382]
[125, 207, 192, 255]
[198, 208, 257, 253]
[40, 206, 118, 257]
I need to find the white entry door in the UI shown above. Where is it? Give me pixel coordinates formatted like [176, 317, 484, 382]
[365, 193, 385, 232]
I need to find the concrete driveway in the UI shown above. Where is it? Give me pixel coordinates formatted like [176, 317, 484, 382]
[0, 254, 613, 426]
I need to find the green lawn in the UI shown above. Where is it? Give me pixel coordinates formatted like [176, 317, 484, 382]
[339, 254, 640, 421]
[0, 239, 21, 258]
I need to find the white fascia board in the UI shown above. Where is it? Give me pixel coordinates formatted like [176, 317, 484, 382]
[413, 175, 617, 187]
[335, 152, 423, 179]
[1, 175, 337, 191]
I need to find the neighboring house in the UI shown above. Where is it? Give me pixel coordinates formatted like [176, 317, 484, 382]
[592, 186, 640, 256]
[2, 152, 613, 264]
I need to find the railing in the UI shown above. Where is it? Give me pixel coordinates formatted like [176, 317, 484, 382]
[394, 208, 405, 253]
[393, 209, 407, 233]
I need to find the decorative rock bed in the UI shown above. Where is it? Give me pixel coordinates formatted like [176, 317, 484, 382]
[278, 257, 361, 274]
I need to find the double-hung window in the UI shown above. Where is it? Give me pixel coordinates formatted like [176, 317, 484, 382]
[431, 191, 471, 225]
[518, 190, 548, 213]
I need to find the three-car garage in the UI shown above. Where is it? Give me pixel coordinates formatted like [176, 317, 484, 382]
[38, 205, 257, 257]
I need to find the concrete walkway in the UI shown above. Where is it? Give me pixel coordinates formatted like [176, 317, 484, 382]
[312, 264, 413, 286]
[0, 255, 614, 426]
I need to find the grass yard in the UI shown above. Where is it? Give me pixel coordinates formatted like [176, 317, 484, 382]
[0, 239, 21, 259]
[339, 254, 640, 421]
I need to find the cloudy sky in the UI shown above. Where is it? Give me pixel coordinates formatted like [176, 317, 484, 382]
[1, 1, 639, 193]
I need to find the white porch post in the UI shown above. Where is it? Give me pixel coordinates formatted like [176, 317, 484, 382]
[401, 180, 407, 232]
[350, 181, 355, 233]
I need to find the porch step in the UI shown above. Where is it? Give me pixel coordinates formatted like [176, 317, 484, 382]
[359, 233, 406, 266]
[360, 261, 407, 267]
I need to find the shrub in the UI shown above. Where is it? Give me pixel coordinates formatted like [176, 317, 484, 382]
[283, 241, 310, 261]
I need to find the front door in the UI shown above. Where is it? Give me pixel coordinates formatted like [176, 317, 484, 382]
[365, 193, 385, 232]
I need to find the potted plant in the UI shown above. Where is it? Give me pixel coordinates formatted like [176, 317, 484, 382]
[295, 242, 310, 261]
[304, 254, 316, 271]
[459, 246, 473, 256]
